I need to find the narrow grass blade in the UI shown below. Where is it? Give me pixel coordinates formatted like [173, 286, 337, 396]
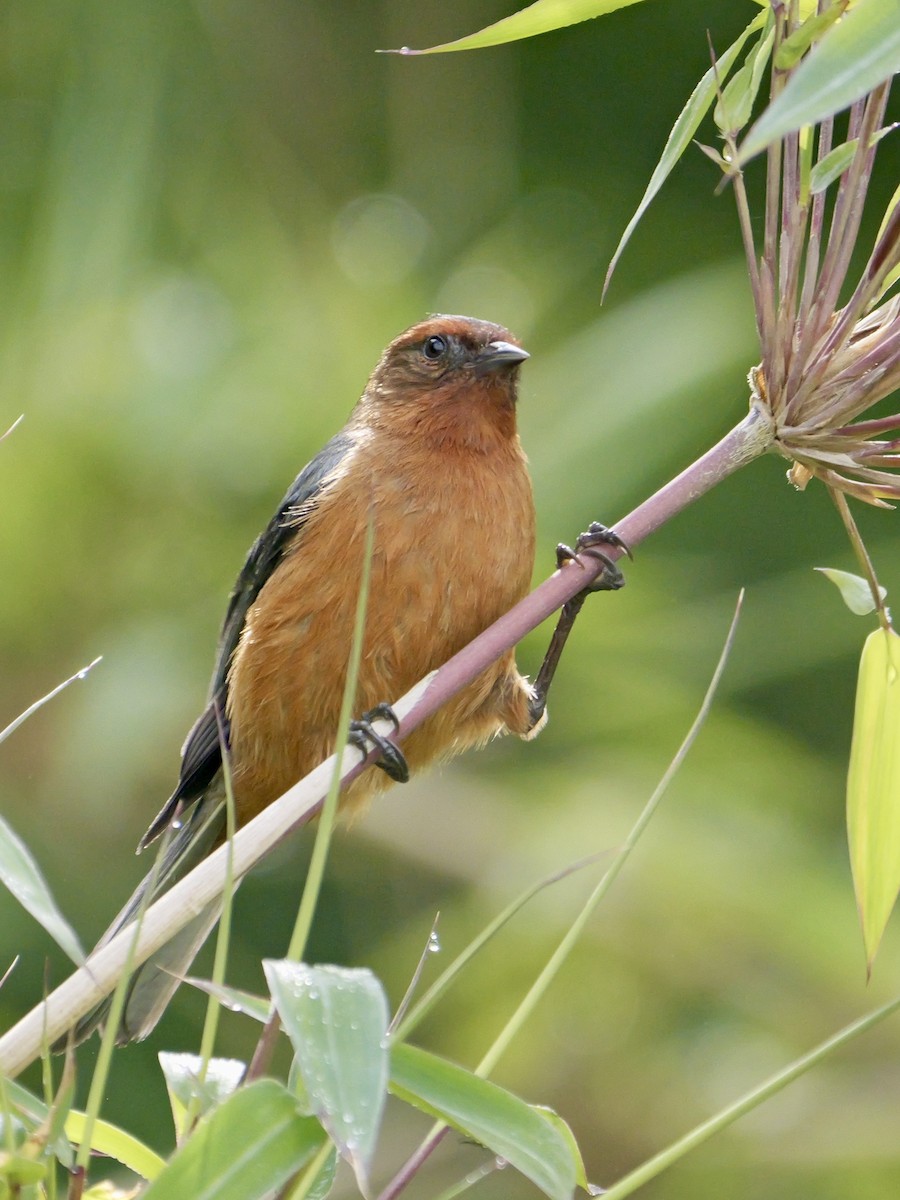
[601, 993, 900, 1198]
[4, 1078, 73, 1170]
[394, 852, 612, 1042]
[0, 414, 23, 442]
[874, 183, 900, 299]
[0, 658, 101, 747]
[477, 593, 744, 1077]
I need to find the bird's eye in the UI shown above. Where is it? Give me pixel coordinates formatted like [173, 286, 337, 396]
[422, 334, 448, 360]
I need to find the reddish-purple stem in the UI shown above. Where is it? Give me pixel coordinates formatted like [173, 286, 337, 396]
[395, 407, 772, 742]
[376, 1126, 450, 1200]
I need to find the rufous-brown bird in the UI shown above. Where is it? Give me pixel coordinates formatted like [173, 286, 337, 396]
[74, 314, 624, 1044]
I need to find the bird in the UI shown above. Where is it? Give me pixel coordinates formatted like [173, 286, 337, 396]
[73, 314, 566, 1046]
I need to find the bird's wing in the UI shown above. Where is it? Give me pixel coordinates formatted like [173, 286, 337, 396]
[138, 430, 356, 850]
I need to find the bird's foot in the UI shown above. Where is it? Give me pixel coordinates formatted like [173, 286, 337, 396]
[348, 703, 409, 782]
[556, 522, 630, 593]
[527, 523, 630, 731]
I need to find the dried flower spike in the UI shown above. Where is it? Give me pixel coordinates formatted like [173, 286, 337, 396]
[729, 6, 900, 507]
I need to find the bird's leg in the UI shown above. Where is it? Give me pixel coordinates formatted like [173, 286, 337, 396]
[528, 524, 630, 730]
[349, 703, 410, 782]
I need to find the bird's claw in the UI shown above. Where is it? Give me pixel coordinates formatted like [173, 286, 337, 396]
[556, 522, 630, 593]
[349, 704, 409, 782]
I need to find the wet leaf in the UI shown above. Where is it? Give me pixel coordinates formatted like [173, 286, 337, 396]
[265, 961, 389, 1192]
[158, 1053, 245, 1141]
[390, 1043, 577, 1200]
[141, 1080, 323, 1200]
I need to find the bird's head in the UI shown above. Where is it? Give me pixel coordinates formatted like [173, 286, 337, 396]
[361, 315, 529, 449]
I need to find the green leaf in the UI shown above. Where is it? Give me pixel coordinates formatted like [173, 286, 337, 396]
[809, 139, 859, 193]
[604, 10, 767, 296]
[382, 0, 649, 55]
[808, 123, 895, 194]
[0, 812, 84, 965]
[3, 1080, 73, 1170]
[64, 1110, 166, 1181]
[874, 183, 900, 298]
[287, 1053, 313, 1117]
[533, 1107, 593, 1193]
[0, 1152, 46, 1186]
[714, 25, 775, 135]
[740, 0, 900, 163]
[814, 567, 886, 614]
[303, 1145, 339, 1200]
[43, 1059, 75, 1170]
[142, 1080, 323, 1200]
[184, 977, 272, 1022]
[390, 1043, 577, 1200]
[774, 0, 847, 69]
[265, 962, 389, 1191]
[158, 1053, 245, 1142]
[847, 626, 900, 972]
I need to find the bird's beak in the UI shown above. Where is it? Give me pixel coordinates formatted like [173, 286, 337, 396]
[474, 340, 530, 375]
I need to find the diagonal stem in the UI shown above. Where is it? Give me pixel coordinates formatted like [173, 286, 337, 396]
[0, 406, 774, 1078]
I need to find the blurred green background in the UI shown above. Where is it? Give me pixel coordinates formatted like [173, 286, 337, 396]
[2, 1, 900, 1196]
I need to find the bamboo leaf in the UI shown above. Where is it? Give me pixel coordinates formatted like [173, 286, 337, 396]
[774, 0, 848, 69]
[158, 1053, 245, 1142]
[141, 1080, 323, 1200]
[65, 1110, 166, 1181]
[809, 139, 858, 193]
[390, 1043, 577, 1200]
[873, 183, 900, 299]
[382, 0, 650, 56]
[814, 567, 886, 613]
[714, 25, 775, 135]
[0, 813, 84, 965]
[265, 961, 389, 1192]
[847, 626, 900, 971]
[303, 1145, 339, 1200]
[184, 977, 271, 1023]
[740, 0, 900, 163]
[604, 11, 766, 296]
[4, 1079, 74, 1170]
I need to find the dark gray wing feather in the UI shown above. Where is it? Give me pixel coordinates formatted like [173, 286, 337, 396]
[138, 430, 355, 850]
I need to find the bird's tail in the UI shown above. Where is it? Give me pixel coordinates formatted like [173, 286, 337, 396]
[68, 794, 227, 1046]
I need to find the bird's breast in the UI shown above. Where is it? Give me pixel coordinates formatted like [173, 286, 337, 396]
[226, 433, 534, 816]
